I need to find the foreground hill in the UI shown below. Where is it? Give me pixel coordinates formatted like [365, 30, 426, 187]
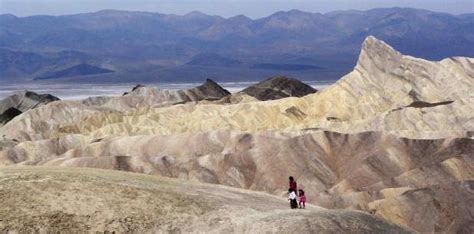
[0, 167, 411, 233]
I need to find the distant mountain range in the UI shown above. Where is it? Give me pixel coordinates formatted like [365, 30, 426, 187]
[0, 8, 473, 83]
[35, 63, 114, 80]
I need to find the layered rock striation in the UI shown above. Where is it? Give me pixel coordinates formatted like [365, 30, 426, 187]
[0, 36, 473, 232]
[0, 91, 59, 125]
[240, 76, 317, 100]
[3, 36, 472, 141]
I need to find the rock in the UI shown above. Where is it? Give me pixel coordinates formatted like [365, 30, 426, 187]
[0, 91, 60, 125]
[83, 79, 230, 111]
[240, 76, 317, 100]
[368, 181, 474, 233]
[186, 78, 231, 101]
[0, 107, 22, 125]
[0, 135, 18, 151]
[122, 84, 144, 95]
[0, 91, 60, 114]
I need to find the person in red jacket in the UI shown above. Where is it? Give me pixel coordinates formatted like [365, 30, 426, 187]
[289, 176, 298, 195]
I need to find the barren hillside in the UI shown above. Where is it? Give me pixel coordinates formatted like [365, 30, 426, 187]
[0, 167, 412, 233]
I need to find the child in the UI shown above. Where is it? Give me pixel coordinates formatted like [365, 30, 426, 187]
[289, 176, 298, 195]
[298, 189, 306, 209]
[288, 188, 298, 209]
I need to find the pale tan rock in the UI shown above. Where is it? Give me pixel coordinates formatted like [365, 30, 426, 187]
[368, 181, 474, 233]
[2, 37, 471, 140]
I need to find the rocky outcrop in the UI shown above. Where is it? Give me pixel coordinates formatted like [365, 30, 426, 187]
[0, 167, 412, 233]
[186, 78, 231, 101]
[0, 91, 59, 125]
[124, 78, 230, 102]
[0, 136, 18, 151]
[121, 84, 144, 95]
[82, 79, 230, 111]
[0, 107, 22, 125]
[368, 181, 474, 233]
[0, 91, 60, 113]
[241, 76, 317, 100]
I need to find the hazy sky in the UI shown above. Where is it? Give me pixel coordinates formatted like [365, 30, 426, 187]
[1, 0, 473, 18]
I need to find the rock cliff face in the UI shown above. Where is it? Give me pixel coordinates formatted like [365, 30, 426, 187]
[83, 78, 230, 111]
[0, 36, 473, 232]
[0, 91, 59, 125]
[241, 76, 317, 100]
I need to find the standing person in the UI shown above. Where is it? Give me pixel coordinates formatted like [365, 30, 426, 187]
[289, 176, 298, 195]
[288, 188, 298, 209]
[298, 189, 306, 209]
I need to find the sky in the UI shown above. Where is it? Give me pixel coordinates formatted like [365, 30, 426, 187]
[1, 0, 473, 18]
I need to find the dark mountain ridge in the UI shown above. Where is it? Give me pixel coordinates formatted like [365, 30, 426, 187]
[35, 63, 114, 80]
[1, 7, 473, 82]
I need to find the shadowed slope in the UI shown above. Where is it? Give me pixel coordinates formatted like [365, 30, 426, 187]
[241, 76, 317, 100]
[35, 63, 114, 80]
[0, 91, 60, 125]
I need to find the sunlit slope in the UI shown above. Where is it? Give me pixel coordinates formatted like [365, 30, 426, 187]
[0, 167, 411, 233]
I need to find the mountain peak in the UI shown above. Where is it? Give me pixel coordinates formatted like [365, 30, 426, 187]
[229, 14, 252, 21]
[241, 76, 317, 100]
[362, 36, 396, 52]
[35, 63, 114, 80]
[184, 11, 208, 18]
[362, 36, 398, 55]
[0, 14, 17, 20]
[187, 79, 230, 100]
[287, 9, 306, 14]
[356, 36, 402, 70]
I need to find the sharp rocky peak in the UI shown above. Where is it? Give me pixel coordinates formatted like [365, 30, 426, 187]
[355, 36, 403, 72]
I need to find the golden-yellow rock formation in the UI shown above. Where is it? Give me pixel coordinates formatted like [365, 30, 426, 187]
[1, 37, 472, 141]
